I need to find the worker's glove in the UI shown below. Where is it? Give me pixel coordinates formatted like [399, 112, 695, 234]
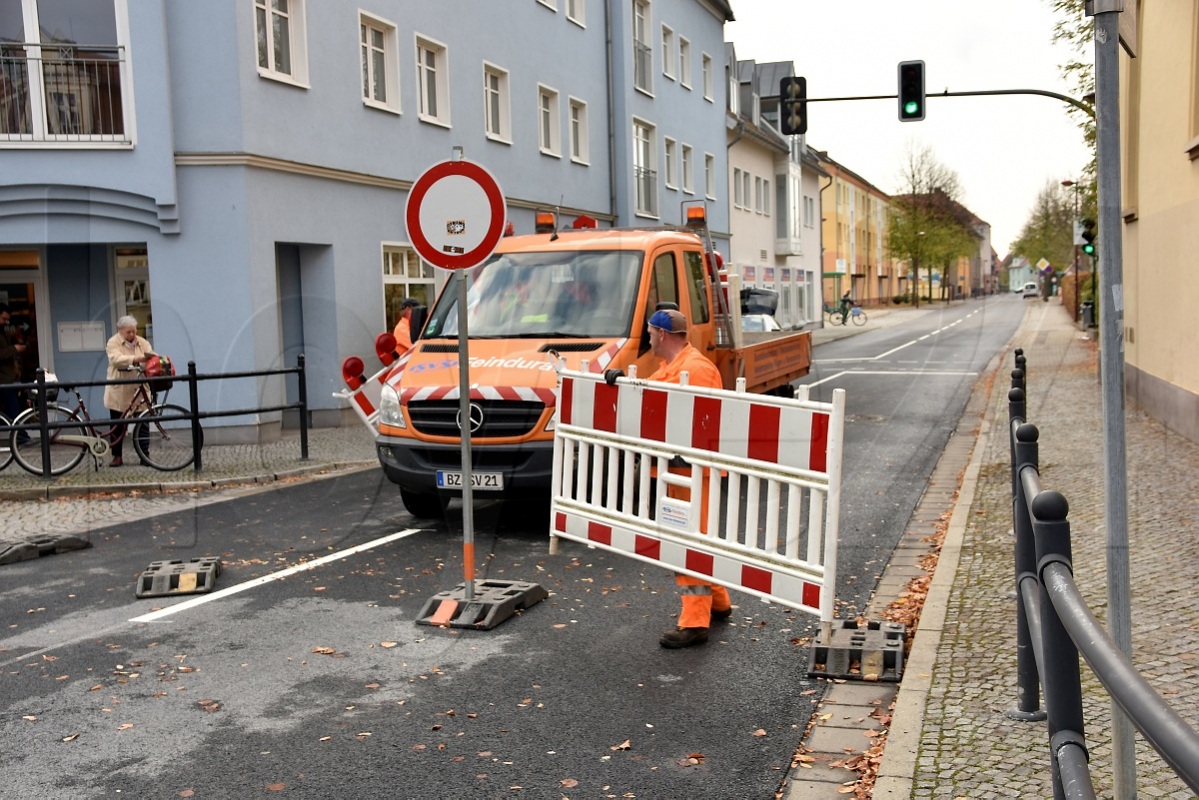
[603, 368, 624, 386]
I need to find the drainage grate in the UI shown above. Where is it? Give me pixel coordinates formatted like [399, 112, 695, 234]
[135, 557, 222, 598]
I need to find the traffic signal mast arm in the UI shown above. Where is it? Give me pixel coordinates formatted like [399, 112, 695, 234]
[797, 88, 1095, 119]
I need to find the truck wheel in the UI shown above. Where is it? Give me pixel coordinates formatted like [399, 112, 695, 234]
[400, 488, 443, 519]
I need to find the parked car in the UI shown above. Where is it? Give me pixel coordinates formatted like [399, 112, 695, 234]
[741, 313, 782, 332]
[1022, 282, 1039, 298]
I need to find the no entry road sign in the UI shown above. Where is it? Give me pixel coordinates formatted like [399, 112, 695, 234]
[405, 158, 506, 270]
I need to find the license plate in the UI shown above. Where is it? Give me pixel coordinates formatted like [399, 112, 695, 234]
[436, 470, 505, 490]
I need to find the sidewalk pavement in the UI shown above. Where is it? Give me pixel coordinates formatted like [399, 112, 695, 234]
[11, 300, 1191, 796]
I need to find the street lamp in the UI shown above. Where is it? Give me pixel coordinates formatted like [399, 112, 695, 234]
[1061, 179, 1082, 323]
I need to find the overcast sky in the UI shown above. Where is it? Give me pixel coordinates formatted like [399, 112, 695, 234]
[725, 1, 1094, 257]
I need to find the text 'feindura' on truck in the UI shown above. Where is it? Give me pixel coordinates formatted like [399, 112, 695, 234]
[374, 203, 812, 518]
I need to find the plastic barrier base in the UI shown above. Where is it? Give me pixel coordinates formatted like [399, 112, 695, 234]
[0, 534, 92, 566]
[136, 557, 222, 598]
[415, 579, 548, 630]
[807, 619, 906, 682]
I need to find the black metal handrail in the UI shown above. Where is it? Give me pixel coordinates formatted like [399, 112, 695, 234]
[1007, 349, 1199, 797]
[0, 355, 309, 477]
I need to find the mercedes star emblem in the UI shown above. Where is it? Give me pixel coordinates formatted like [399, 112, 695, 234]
[457, 402, 485, 433]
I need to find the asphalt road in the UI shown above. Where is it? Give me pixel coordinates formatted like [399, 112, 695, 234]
[0, 296, 1024, 800]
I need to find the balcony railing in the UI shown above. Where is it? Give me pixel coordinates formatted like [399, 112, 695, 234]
[1, 43, 129, 144]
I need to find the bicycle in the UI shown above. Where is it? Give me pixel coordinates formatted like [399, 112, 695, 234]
[847, 305, 868, 326]
[7, 370, 203, 475]
[824, 304, 846, 326]
[0, 412, 11, 471]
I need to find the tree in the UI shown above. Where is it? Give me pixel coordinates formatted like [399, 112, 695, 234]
[1009, 179, 1075, 277]
[1051, 0, 1097, 181]
[886, 145, 978, 306]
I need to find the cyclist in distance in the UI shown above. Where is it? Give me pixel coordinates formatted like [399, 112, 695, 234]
[838, 290, 853, 324]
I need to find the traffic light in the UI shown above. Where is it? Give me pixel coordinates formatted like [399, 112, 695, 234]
[898, 60, 925, 122]
[778, 76, 807, 136]
[1080, 217, 1096, 257]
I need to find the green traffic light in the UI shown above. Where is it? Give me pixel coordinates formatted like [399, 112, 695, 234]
[903, 101, 920, 116]
[1083, 243, 1095, 255]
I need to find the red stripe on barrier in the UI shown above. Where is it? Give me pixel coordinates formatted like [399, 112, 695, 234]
[747, 404, 780, 462]
[587, 520, 612, 546]
[560, 378, 574, 425]
[353, 393, 374, 415]
[555, 512, 567, 532]
[691, 395, 722, 452]
[593, 382, 618, 432]
[802, 581, 820, 609]
[685, 549, 714, 576]
[808, 411, 830, 473]
[640, 388, 668, 442]
[741, 564, 773, 595]
[634, 535, 660, 561]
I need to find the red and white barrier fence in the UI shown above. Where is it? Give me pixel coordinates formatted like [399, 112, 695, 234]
[549, 367, 846, 625]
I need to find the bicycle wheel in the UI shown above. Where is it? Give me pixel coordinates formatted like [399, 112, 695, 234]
[851, 310, 867, 326]
[11, 404, 87, 476]
[0, 414, 12, 471]
[133, 403, 202, 471]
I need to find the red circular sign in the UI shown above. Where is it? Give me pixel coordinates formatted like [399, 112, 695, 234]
[405, 159, 506, 270]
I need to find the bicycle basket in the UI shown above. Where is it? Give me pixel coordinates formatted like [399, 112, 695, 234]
[27, 371, 60, 402]
[145, 355, 175, 393]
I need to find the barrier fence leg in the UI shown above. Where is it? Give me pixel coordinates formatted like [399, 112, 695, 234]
[297, 353, 309, 460]
[187, 361, 202, 471]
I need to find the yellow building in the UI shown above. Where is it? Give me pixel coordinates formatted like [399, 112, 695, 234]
[1120, 4, 1199, 442]
[815, 152, 898, 308]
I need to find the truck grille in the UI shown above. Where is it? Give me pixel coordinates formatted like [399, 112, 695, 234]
[407, 400, 545, 438]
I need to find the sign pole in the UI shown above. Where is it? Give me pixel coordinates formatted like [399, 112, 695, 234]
[456, 267, 476, 603]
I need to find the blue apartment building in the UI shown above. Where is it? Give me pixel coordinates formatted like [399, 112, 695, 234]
[0, 0, 733, 440]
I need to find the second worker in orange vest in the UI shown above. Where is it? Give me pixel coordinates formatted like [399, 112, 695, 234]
[643, 309, 733, 649]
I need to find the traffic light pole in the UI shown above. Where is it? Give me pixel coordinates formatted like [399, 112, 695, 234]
[802, 88, 1095, 119]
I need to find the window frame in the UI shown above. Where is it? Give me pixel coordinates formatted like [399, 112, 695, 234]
[566, 0, 585, 26]
[704, 153, 716, 199]
[633, 118, 658, 218]
[678, 37, 691, 88]
[701, 52, 713, 102]
[359, 12, 400, 114]
[483, 62, 511, 142]
[680, 143, 693, 194]
[733, 167, 743, 208]
[255, 0, 310, 87]
[538, 83, 562, 157]
[661, 24, 675, 80]
[663, 137, 678, 189]
[414, 33, 450, 127]
[382, 244, 437, 333]
[632, 0, 652, 95]
[568, 96, 589, 164]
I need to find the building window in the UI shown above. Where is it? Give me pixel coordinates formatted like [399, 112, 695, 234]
[742, 171, 751, 210]
[681, 144, 693, 193]
[702, 53, 713, 101]
[383, 245, 436, 333]
[733, 167, 743, 208]
[754, 176, 763, 213]
[661, 25, 674, 80]
[704, 153, 715, 199]
[536, 0, 557, 10]
[415, 35, 449, 125]
[255, 0, 308, 84]
[360, 13, 399, 112]
[678, 37, 691, 88]
[663, 137, 677, 188]
[569, 97, 589, 163]
[804, 195, 816, 228]
[632, 0, 652, 94]
[483, 63, 510, 141]
[0, 0, 135, 143]
[763, 179, 771, 215]
[633, 119, 657, 216]
[566, 0, 585, 25]
[538, 84, 561, 156]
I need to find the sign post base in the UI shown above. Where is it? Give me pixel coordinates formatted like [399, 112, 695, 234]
[415, 579, 548, 630]
[807, 618, 906, 682]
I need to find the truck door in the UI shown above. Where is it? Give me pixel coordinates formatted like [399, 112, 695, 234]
[681, 249, 714, 355]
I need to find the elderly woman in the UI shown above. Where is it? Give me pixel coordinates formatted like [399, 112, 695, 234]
[104, 315, 155, 466]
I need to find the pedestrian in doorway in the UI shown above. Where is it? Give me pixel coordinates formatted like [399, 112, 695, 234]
[0, 303, 29, 435]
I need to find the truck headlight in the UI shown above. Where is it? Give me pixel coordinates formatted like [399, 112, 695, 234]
[379, 383, 405, 428]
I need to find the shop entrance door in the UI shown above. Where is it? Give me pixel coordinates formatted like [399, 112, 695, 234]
[0, 251, 43, 384]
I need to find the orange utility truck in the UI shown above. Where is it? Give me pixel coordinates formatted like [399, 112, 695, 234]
[375, 206, 812, 517]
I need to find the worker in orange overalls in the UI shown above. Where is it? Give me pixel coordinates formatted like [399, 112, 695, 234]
[643, 309, 734, 649]
[392, 297, 420, 351]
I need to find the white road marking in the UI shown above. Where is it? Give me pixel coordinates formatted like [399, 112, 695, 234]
[129, 528, 423, 623]
[804, 369, 978, 388]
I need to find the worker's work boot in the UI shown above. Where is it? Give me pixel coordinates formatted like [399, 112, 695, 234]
[710, 607, 732, 621]
[660, 627, 709, 648]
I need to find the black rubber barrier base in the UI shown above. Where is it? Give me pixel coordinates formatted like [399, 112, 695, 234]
[807, 619, 907, 682]
[136, 557, 222, 598]
[0, 534, 92, 566]
[415, 579, 549, 630]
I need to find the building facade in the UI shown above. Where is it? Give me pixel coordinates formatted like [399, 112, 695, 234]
[816, 153, 896, 308]
[0, 0, 733, 439]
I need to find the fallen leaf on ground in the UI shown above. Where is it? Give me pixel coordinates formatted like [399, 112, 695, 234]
[610, 739, 632, 751]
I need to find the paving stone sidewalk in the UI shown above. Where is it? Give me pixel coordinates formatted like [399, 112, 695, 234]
[877, 302, 1199, 798]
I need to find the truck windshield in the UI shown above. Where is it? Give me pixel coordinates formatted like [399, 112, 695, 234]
[423, 250, 643, 339]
